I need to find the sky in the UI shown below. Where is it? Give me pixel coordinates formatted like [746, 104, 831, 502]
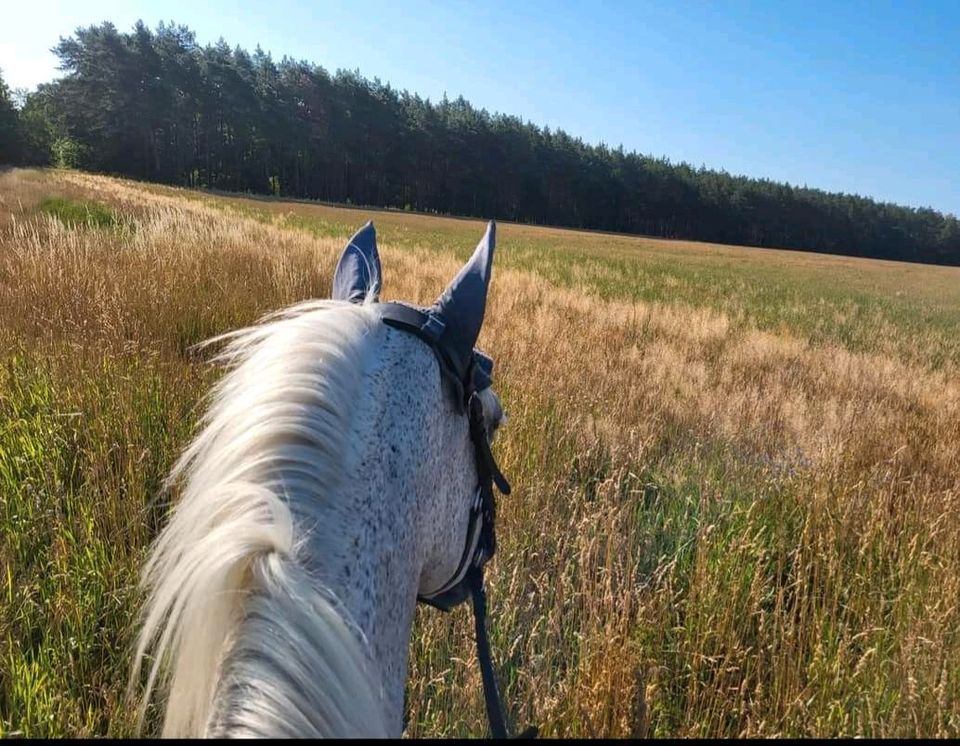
[1, 0, 958, 215]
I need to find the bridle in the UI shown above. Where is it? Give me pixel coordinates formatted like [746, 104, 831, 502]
[330, 217, 535, 737]
[374, 300, 536, 739]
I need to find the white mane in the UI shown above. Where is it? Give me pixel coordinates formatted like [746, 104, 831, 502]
[129, 299, 390, 737]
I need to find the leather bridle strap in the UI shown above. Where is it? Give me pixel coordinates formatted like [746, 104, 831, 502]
[468, 565, 508, 739]
[375, 301, 537, 739]
[462, 398, 538, 740]
[470, 566, 539, 740]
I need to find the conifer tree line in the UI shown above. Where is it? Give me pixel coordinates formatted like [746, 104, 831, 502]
[2, 21, 958, 265]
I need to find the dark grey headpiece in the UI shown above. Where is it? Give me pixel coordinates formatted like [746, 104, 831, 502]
[332, 219, 498, 395]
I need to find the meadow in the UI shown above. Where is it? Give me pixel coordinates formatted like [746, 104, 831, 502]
[1, 167, 959, 737]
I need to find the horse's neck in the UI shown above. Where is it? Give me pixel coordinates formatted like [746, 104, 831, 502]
[307, 330, 426, 729]
[209, 323, 470, 737]
[286, 468, 423, 734]
[290, 324, 478, 733]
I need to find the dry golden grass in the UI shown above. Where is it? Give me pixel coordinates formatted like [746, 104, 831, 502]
[1, 168, 959, 737]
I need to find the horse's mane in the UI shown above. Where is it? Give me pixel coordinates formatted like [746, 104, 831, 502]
[129, 298, 389, 737]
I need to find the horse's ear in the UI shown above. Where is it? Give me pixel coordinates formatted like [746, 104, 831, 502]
[332, 221, 382, 303]
[433, 220, 496, 381]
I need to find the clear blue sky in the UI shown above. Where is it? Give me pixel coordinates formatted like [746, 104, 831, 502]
[2, 0, 958, 215]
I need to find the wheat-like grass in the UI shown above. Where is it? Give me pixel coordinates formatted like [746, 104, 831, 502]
[1, 168, 958, 737]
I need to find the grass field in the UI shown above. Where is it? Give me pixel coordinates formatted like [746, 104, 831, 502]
[2, 167, 959, 737]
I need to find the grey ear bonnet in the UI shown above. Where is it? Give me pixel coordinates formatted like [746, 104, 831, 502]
[472, 350, 494, 393]
[432, 220, 496, 387]
[330, 220, 497, 396]
[332, 220, 382, 303]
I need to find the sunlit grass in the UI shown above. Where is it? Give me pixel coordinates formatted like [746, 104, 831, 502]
[1, 168, 958, 737]
[38, 197, 123, 231]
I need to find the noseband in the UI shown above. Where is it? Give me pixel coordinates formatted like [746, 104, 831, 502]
[374, 301, 535, 739]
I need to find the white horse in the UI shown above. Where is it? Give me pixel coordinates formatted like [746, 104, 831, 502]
[128, 221, 510, 737]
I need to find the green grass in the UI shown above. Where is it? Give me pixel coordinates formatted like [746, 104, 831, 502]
[2, 168, 959, 737]
[38, 197, 125, 231]
[180, 186, 960, 370]
[0, 346, 206, 737]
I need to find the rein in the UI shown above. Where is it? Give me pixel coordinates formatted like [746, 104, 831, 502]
[377, 302, 537, 740]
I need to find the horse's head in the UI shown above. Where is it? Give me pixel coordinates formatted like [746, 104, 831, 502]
[331, 220, 508, 611]
[133, 219, 514, 738]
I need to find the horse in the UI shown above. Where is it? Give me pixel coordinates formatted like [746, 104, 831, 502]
[128, 220, 515, 737]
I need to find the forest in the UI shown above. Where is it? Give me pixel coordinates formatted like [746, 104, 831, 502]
[2, 20, 958, 265]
